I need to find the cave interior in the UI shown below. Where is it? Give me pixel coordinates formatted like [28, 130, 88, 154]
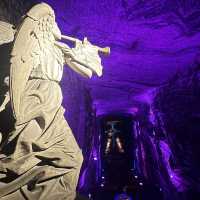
[0, 1, 200, 200]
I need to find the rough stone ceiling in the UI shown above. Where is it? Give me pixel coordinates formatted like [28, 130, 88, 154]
[46, 0, 200, 115]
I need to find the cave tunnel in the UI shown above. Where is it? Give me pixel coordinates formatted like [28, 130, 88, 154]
[0, 0, 200, 200]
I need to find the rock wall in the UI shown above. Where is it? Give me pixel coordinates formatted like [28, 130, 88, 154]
[134, 64, 200, 199]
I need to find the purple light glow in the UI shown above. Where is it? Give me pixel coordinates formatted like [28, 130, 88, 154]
[139, 182, 143, 186]
[159, 141, 187, 192]
[93, 157, 98, 161]
[128, 107, 139, 114]
[79, 169, 87, 189]
[140, 143, 148, 178]
[133, 89, 156, 105]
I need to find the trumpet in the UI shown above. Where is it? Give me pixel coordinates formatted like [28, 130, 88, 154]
[61, 35, 110, 56]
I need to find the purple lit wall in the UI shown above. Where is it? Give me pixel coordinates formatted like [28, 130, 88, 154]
[42, 0, 200, 115]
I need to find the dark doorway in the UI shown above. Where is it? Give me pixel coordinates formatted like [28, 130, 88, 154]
[99, 114, 134, 190]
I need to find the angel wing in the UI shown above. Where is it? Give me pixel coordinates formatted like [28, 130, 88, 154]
[10, 3, 57, 123]
[0, 21, 15, 45]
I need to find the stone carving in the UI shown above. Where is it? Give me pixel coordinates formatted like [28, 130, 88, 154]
[0, 3, 110, 200]
[0, 76, 10, 113]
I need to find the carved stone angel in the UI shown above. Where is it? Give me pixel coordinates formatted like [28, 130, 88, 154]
[0, 3, 109, 200]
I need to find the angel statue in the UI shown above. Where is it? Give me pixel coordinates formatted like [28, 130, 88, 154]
[0, 3, 110, 200]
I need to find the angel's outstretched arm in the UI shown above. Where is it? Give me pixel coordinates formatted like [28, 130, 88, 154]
[57, 37, 110, 78]
[55, 40, 94, 78]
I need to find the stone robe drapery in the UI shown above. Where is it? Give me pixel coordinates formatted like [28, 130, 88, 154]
[0, 78, 83, 200]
